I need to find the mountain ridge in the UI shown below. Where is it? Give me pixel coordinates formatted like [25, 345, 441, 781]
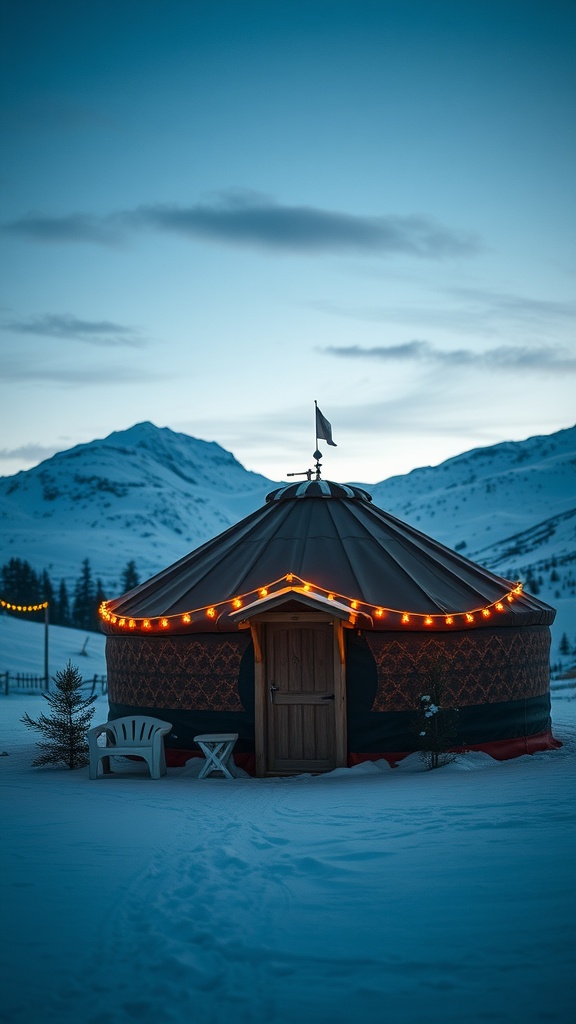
[1, 420, 574, 658]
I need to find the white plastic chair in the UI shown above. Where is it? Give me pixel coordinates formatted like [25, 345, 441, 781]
[88, 716, 172, 779]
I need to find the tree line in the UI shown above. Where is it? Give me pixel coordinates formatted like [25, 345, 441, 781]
[1, 557, 140, 632]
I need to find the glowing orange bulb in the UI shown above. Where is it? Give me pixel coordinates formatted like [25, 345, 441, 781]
[111, 616, 117, 624]
[482, 608, 491, 618]
[143, 619, 151, 629]
[374, 607, 384, 618]
[402, 614, 410, 624]
[119, 618, 126, 627]
[207, 607, 216, 618]
[465, 613, 474, 623]
[327, 593, 335, 601]
[507, 594, 513, 602]
[259, 588, 268, 598]
[286, 573, 294, 582]
[496, 602, 504, 611]
[232, 599, 242, 609]
[514, 585, 523, 594]
[425, 616, 433, 626]
[303, 583, 311, 592]
[182, 613, 191, 623]
[445, 616, 454, 625]
[128, 619, 136, 629]
[351, 600, 358, 610]
[160, 618, 169, 628]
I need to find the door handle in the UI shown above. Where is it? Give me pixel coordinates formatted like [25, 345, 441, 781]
[270, 684, 278, 703]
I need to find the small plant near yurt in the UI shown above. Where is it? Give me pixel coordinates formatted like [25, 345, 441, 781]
[416, 661, 460, 770]
[21, 661, 97, 769]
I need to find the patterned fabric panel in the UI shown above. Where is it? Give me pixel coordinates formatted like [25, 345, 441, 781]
[364, 626, 551, 711]
[106, 634, 250, 711]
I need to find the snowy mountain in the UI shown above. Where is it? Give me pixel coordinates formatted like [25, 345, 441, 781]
[0, 420, 574, 660]
[0, 422, 279, 591]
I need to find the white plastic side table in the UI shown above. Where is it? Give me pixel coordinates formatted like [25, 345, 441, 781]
[193, 733, 239, 779]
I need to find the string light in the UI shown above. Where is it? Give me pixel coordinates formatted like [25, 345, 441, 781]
[0, 598, 49, 612]
[99, 575, 525, 632]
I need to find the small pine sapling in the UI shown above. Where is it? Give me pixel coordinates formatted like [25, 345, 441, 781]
[416, 660, 460, 770]
[21, 661, 97, 769]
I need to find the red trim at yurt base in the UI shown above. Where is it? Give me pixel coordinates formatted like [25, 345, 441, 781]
[167, 732, 561, 773]
[347, 728, 562, 768]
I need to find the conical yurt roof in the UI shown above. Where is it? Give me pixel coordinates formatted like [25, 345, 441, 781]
[100, 479, 555, 634]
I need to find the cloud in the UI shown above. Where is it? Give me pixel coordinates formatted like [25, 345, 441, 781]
[323, 341, 576, 373]
[130, 194, 480, 258]
[1, 212, 121, 245]
[4, 313, 145, 348]
[0, 359, 158, 386]
[0, 443, 61, 463]
[309, 287, 576, 338]
[2, 193, 481, 259]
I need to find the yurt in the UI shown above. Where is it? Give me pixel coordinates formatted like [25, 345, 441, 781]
[100, 474, 559, 775]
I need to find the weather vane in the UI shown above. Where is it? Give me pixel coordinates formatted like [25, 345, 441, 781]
[287, 401, 337, 481]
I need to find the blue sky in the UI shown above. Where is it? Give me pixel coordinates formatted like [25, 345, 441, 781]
[1, 0, 574, 483]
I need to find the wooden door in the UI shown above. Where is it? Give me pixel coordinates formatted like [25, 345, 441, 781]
[265, 622, 338, 774]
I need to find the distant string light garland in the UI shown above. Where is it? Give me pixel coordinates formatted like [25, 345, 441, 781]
[99, 573, 524, 633]
[1, 597, 49, 612]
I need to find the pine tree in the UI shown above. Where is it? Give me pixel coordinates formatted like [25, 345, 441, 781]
[559, 633, 570, 656]
[1, 558, 44, 620]
[120, 559, 140, 593]
[21, 661, 97, 769]
[41, 569, 54, 610]
[57, 579, 71, 626]
[415, 661, 460, 769]
[72, 559, 96, 630]
[93, 578, 107, 631]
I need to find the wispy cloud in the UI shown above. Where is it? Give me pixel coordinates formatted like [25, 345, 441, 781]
[1, 193, 481, 259]
[0, 359, 158, 386]
[0, 443, 61, 463]
[309, 287, 576, 339]
[323, 341, 576, 373]
[130, 194, 480, 258]
[4, 313, 145, 347]
[1, 212, 122, 245]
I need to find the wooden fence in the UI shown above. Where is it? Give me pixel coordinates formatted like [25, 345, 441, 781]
[1, 672, 107, 696]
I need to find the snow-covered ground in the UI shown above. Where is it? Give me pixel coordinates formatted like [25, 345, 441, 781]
[0, 612, 107, 680]
[1, 620, 575, 1024]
